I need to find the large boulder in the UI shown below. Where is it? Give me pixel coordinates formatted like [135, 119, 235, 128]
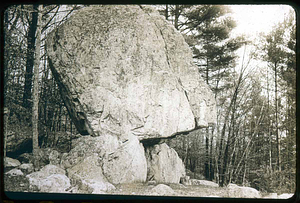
[145, 143, 185, 183]
[46, 5, 216, 141]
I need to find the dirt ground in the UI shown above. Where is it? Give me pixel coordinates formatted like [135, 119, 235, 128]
[4, 172, 281, 199]
[101, 182, 228, 197]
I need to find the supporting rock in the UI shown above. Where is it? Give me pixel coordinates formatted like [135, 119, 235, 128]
[102, 134, 147, 184]
[145, 143, 185, 183]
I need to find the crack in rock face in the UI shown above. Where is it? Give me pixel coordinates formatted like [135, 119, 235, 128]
[46, 5, 217, 185]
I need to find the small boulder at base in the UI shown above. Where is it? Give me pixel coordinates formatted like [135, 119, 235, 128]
[278, 193, 294, 199]
[39, 174, 71, 193]
[180, 176, 191, 185]
[150, 184, 176, 196]
[17, 153, 33, 164]
[5, 168, 24, 176]
[19, 163, 34, 174]
[26, 164, 70, 193]
[145, 143, 185, 183]
[262, 193, 278, 199]
[227, 183, 260, 198]
[49, 149, 62, 166]
[80, 179, 115, 194]
[4, 157, 21, 168]
[189, 179, 219, 187]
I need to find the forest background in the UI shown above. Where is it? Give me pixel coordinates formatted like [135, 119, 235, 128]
[2, 4, 296, 194]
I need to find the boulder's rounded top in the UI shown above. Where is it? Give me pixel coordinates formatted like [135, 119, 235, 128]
[46, 5, 216, 139]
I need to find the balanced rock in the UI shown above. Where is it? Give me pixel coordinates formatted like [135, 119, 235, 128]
[46, 5, 217, 186]
[145, 143, 185, 183]
[46, 5, 216, 141]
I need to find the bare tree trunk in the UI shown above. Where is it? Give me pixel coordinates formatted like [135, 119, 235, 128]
[274, 63, 281, 171]
[209, 127, 214, 180]
[23, 5, 39, 109]
[184, 136, 189, 166]
[267, 67, 272, 172]
[32, 4, 43, 169]
[165, 5, 168, 20]
[4, 108, 9, 159]
[174, 5, 179, 30]
[205, 128, 210, 179]
[242, 157, 247, 186]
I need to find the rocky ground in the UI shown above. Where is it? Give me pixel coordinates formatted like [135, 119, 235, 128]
[4, 156, 294, 199]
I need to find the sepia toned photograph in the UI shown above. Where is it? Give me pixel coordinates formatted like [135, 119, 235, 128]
[3, 4, 296, 200]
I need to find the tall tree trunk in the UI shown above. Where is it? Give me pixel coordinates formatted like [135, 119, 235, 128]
[32, 4, 43, 169]
[267, 66, 272, 172]
[274, 62, 281, 171]
[174, 5, 179, 30]
[23, 4, 39, 109]
[165, 4, 168, 20]
[209, 127, 214, 180]
[4, 108, 9, 159]
[4, 9, 9, 108]
[205, 128, 210, 179]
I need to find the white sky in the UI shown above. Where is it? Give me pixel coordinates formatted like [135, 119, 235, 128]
[228, 5, 295, 73]
[229, 5, 294, 39]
